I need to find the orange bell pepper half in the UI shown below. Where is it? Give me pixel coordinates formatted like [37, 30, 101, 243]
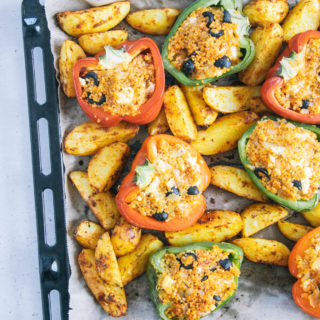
[115, 134, 211, 231]
[261, 30, 320, 124]
[289, 226, 320, 318]
[73, 37, 165, 127]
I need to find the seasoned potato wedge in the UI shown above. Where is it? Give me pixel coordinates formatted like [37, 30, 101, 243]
[239, 23, 283, 86]
[282, 0, 320, 42]
[210, 165, 268, 202]
[88, 142, 130, 192]
[191, 111, 259, 155]
[147, 108, 169, 135]
[57, 2, 130, 37]
[302, 202, 320, 227]
[241, 203, 288, 237]
[203, 86, 261, 113]
[64, 121, 139, 156]
[181, 85, 218, 126]
[165, 210, 243, 246]
[88, 192, 120, 230]
[232, 238, 290, 266]
[69, 171, 96, 202]
[78, 249, 127, 316]
[118, 234, 163, 286]
[74, 220, 105, 249]
[111, 217, 141, 257]
[78, 30, 128, 55]
[164, 85, 197, 142]
[59, 40, 86, 98]
[247, 97, 273, 116]
[126, 8, 181, 35]
[278, 220, 313, 242]
[243, 0, 289, 26]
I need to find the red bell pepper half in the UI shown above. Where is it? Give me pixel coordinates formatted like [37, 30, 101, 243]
[73, 38, 165, 127]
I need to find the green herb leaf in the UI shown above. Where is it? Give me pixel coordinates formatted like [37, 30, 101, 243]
[98, 45, 127, 69]
[133, 160, 155, 188]
[276, 51, 300, 81]
[229, 10, 250, 37]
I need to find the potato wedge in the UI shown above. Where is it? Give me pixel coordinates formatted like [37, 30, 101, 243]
[74, 220, 105, 249]
[118, 234, 163, 286]
[165, 210, 243, 246]
[59, 40, 86, 98]
[126, 9, 181, 35]
[69, 171, 96, 202]
[243, 0, 289, 26]
[164, 85, 197, 142]
[239, 23, 283, 86]
[191, 111, 259, 155]
[302, 202, 320, 227]
[111, 217, 141, 257]
[210, 165, 269, 202]
[203, 86, 261, 113]
[247, 97, 273, 116]
[57, 2, 130, 37]
[78, 249, 127, 316]
[88, 142, 130, 192]
[78, 30, 128, 55]
[64, 121, 139, 156]
[232, 238, 290, 266]
[241, 203, 289, 237]
[278, 220, 313, 242]
[181, 85, 218, 126]
[147, 108, 169, 136]
[282, 0, 320, 42]
[88, 192, 120, 230]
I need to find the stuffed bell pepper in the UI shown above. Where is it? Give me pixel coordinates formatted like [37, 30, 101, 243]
[238, 117, 320, 212]
[162, 0, 254, 86]
[262, 31, 320, 124]
[73, 38, 165, 127]
[115, 134, 211, 231]
[147, 242, 243, 320]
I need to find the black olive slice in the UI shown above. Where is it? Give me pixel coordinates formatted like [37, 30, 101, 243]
[254, 168, 271, 180]
[187, 186, 200, 195]
[214, 56, 232, 69]
[177, 252, 197, 270]
[213, 295, 221, 301]
[83, 71, 99, 86]
[87, 93, 106, 106]
[201, 275, 208, 282]
[153, 212, 168, 221]
[165, 186, 180, 197]
[301, 99, 310, 109]
[209, 30, 224, 38]
[219, 258, 233, 271]
[181, 59, 195, 76]
[293, 180, 302, 191]
[210, 267, 216, 272]
[202, 11, 215, 28]
[223, 10, 232, 23]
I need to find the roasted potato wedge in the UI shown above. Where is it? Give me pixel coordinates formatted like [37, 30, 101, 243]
[111, 217, 141, 257]
[165, 210, 243, 246]
[282, 0, 320, 42]
[210, 165, 268, 202]
[147, 108, 169, 135]
[246, 97, 273, 116]
[78, 249, 127, 316]
[203, 86, 261, 113]
[278, 220, 313, 242]
[57, 2, 130, 37]
[181, 85, 218, 126]
[241, 203, 288, 237]
[232, 238, 290, 266]
[243, 0, 289, 26]
[126, 8, 181, 35]
[59, 40, 86, 98]
[302, 203, 320, 227]
[69, 171, 96, 202]
[164, 85, 197, 142]
[88, 142, 130, 192]
[118, 234, 163, 286]
[78, 30, 128, 55]
[239, 23, 283, 86]
[74, 220, 105, 249]
[64, 121, 139, 156]
[88, 192, 120, 230]
[191, 111, 259, 155]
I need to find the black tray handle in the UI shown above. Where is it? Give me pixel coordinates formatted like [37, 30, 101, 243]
[21, 0, 69, 319]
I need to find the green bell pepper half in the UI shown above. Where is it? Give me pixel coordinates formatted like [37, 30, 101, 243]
[147, 242, 243, 320]
[238, 116, 320, 212]
[161, 0, 255, 86]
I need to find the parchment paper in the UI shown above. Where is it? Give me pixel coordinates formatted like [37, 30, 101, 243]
[44, 0, 313, 319]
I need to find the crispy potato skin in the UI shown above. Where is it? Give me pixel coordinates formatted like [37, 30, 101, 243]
[59, 40, 86, 98]
[165, 210, 243, 246]
[302, 203, 320, 227]
[57, 2, 130, 37]
[246, 97, 273, 116]
[278, 220, 313, 242]
[69, 171, 96, 202]
[126, 8, 181, 35]
[147, 108, 169, 135]
[74, 220, 105, 249]
[239, 23, 283, 86]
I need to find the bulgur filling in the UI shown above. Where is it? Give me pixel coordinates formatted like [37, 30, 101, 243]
[157, 246, 240, 320]
[167, 7, 241, 80]
[80, 51, 155, 117]
[275, 39, 320, 115]
[129, 139, 202, 221]
[246, 119, 320, 201]
[296, 235, 320, 308]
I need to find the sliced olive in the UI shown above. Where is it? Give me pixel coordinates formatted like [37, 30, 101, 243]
[202, 11, 214, 28]
[87, 93, 106, 106]
[301, 99, 310, 109]
[165, 187, 180, 197]
[254, 168, 271, 180]
[293, 180, 302, 191]
[213, 295, 221, 301]
[83, 71, 99, 86]
[201, 275, 208, 282]
[187, 186, 199, 195]
[210, 267, 216, 272]
[219, 258, 233, 271]
[181, 59, 195, 76]
[153, 212, 168, 221]
[223, 10, 232, 23]
[214, 56, 232, 69]
[209, 30, 224, 38]
[177, 252, 197, 270]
